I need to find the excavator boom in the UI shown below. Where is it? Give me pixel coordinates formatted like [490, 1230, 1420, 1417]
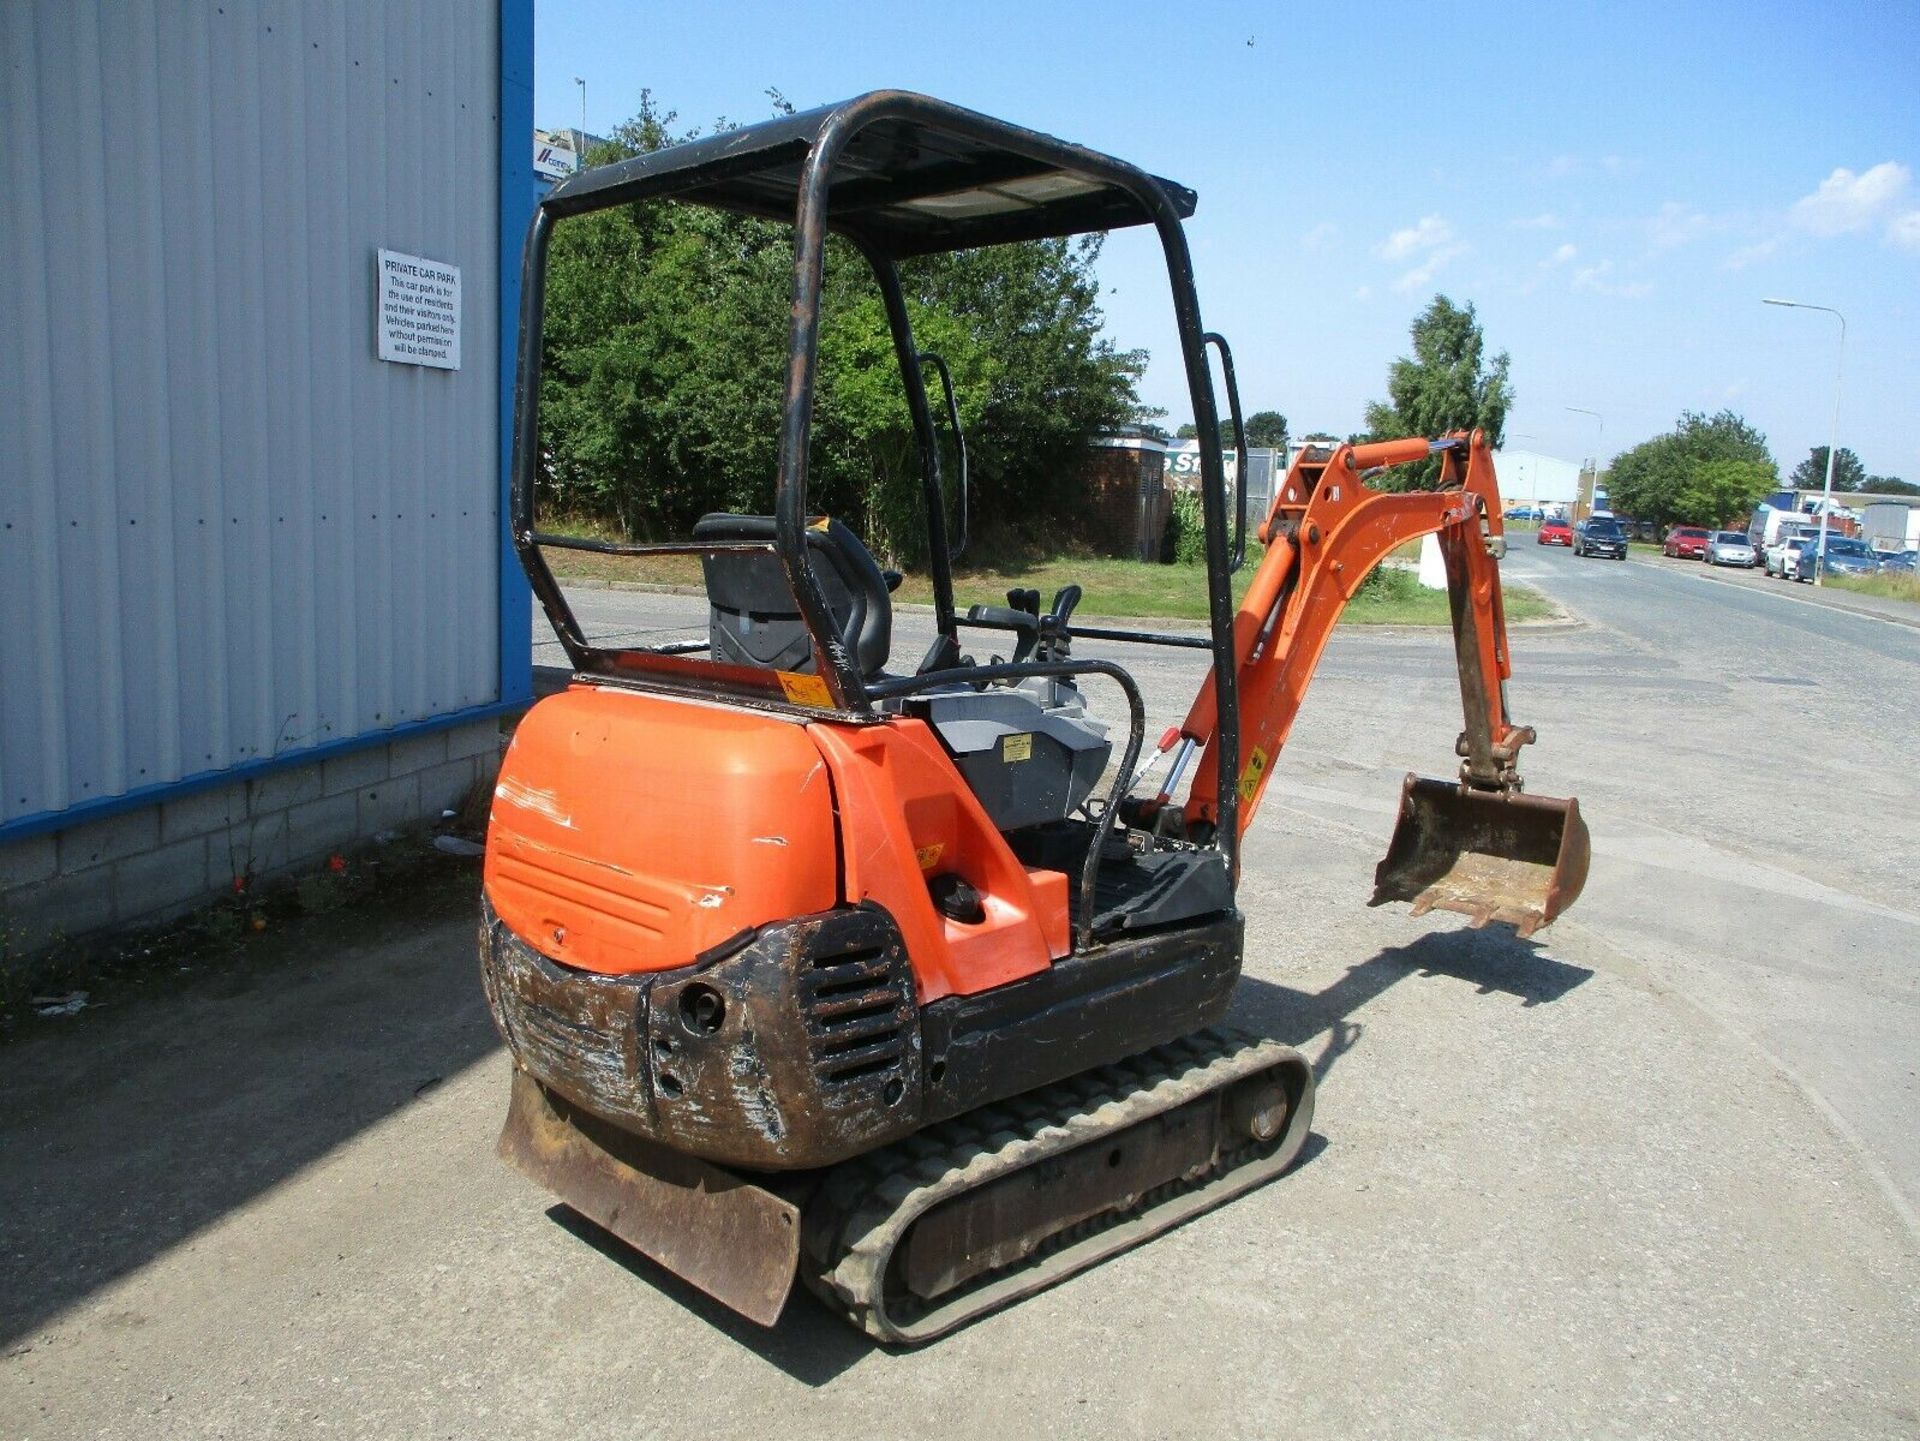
[1143, 430, 1588, 935]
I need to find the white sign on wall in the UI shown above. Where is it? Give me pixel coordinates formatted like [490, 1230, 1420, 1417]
[376, 249, 461, 370]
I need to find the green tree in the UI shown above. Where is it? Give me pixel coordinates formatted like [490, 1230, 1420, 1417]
[536, 94, 1146, 564]
[1244, 410, 1289, 447]
[1606, 410, 1777, 527]
[1679, 459, 1776, 525]
[1362, 296, 1513, 488]
[1177, 410, 1286, 448]
[1790, 445, 1868, 493]
[1866, 475, 1920, 496]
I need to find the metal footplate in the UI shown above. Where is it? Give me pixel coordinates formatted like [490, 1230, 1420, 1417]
[801, 1028, 1315, 1344]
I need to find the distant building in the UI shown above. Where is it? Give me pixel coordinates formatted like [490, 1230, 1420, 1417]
[1490, 448, 1583, 506]
[1769, 486, 1919, 513]
[535, 128, 613, 193]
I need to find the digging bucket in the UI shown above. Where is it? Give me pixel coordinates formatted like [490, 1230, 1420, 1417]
[1369, 775, 1590, 937]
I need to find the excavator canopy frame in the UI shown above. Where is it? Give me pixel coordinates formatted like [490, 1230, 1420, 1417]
[509, 89, 1251, 870]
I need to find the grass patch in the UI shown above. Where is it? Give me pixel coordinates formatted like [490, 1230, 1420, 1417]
[1341, 565, 1554, 626]
[536, 517, 1551, 626]
[1825, 571, 1920, 604]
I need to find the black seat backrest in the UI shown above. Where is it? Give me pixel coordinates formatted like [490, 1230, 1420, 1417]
[692, 514, 892, 680]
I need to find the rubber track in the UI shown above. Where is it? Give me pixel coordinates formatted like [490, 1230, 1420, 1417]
[800, 1027, 1315, 1343]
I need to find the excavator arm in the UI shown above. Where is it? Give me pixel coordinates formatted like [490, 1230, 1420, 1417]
[1134, 430, 1589, 936]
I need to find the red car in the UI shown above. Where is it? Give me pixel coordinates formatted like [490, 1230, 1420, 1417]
[1663, 526, 1710, 559]
[1538, 519, 1573, 546]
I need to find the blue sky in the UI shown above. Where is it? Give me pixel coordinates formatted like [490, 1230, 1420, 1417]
[535, 1, 1920, 479]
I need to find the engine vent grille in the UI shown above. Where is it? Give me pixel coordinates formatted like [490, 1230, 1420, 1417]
[801, 941, 913, 1088]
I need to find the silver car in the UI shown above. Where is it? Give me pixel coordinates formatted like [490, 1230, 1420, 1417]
[1705, 530, 1756, 567]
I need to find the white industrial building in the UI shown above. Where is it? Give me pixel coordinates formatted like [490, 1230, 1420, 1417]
[1489, 448, 1583, 507]
[0, 0, 535, 956]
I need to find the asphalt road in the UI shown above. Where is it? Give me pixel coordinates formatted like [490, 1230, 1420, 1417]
[4, 556, 1917, 1439]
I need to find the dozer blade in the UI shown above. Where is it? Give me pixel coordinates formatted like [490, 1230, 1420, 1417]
[497, 1067, 802, 1326]
[1370, 773, 1590, 937]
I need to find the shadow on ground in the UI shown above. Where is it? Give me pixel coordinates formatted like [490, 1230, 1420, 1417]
[0, 870, 498, 1349]
[1230, 923, 1593, 1083]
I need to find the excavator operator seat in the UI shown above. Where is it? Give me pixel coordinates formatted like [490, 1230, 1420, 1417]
[693, 514, 894, 680]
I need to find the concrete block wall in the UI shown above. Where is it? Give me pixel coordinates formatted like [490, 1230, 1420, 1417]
[0, 718, 504, 962]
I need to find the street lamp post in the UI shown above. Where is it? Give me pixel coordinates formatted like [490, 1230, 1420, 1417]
[574, 76, 587, 137]
[1763, 299, 1846, 586]
[1567, 407, 1603, 519]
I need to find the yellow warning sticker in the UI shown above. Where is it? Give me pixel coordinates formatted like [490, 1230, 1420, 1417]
[775, 670, 834, 708]
[1001, 732, 1034, 763]
[1237, 746, 1269, 805]
[915, 843, 945, 872]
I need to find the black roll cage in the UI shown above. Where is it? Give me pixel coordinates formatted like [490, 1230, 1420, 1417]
[510, 90, 1248, 870]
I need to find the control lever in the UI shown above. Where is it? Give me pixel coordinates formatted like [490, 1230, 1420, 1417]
[966, 583, 1083, 664]
[965, 603, 1043, 664]
[1034, 584, 1082, 662]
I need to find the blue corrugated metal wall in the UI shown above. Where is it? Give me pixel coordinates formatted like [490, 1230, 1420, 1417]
[0, 0, 523, 833]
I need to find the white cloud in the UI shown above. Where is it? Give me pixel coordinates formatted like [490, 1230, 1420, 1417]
[1720, 161, 1918, 265]
[1723, 237, 1782, 270]
[1541, 242, 1578, 267]
[1393, 244, 1467, 293]
[1513, 212, 1562, 230]
[1571, 259, 1653, 299]
[1789, 162, 1911, 237]
[1301, 221, 1338, 251]
[1572, 260, 1610, 290]
[1353, 284, 1373, 301]
[1378, 214, 1454, 261]
[1544, 155, 1579, 179]
[1646, 201, 1711, 250]
[1375, 214, 1466, 291]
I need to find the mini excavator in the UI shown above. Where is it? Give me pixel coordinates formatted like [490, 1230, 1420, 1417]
[480, 92, 1589, 1343]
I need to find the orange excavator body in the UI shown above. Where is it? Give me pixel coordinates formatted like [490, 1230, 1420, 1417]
[485, 686, 1068, 998]
[479, 90, 1588, 1343]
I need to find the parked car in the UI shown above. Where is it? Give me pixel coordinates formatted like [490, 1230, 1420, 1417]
[1504, 505, 1543, 522]
[1794, 535, 1880, 582]
[1573, 515, 1628, 559]
[1663, 526, 1711, 559]
[1704, 530, 1757, 568]
[1878, 549, 1917, 573]
[1766, 534, 1816, 578]
[1538, 519, 1573, 546]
